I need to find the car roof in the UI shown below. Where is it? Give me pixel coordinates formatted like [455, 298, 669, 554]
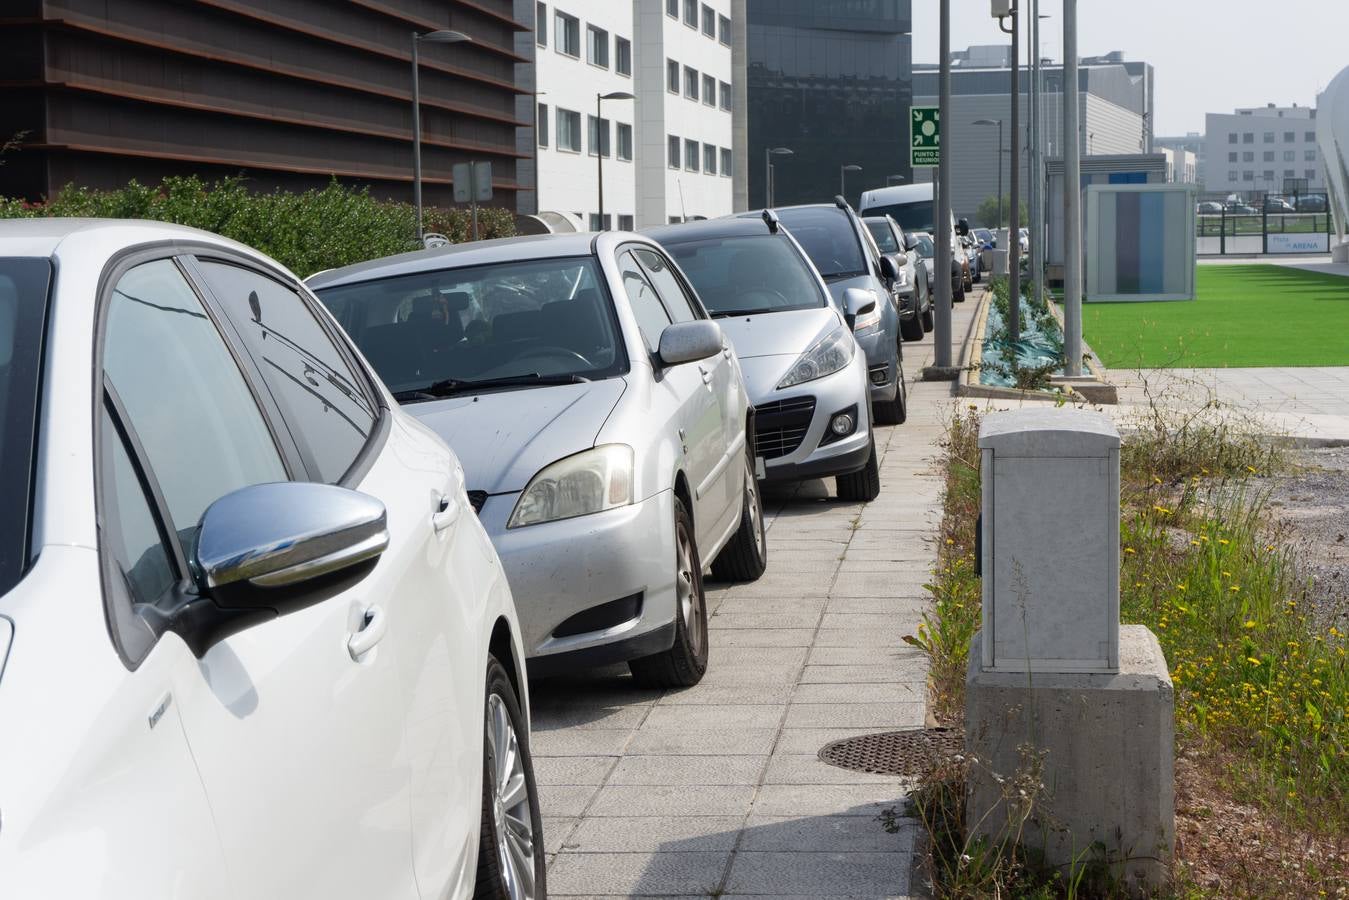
[642, 216, 773, 244]
[0, 217, 275, 266]
[307, 231, 608, 290]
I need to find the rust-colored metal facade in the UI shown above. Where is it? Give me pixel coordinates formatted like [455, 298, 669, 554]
[0, 0, 532, 208]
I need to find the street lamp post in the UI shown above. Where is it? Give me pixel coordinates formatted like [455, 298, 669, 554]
[595, 91, 634, 230]
[840, 164, 862, 200]
[1063, 0, 1083, 376]
[411, 29, 472, 242]
[886, 174, 907, 186]
[765, 147, 793, 207]
[973, 119, 1004, 229]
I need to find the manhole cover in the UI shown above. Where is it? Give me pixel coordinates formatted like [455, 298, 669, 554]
[817, 728, 963, 776]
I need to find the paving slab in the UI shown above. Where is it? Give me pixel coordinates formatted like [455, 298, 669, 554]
[725, 851, 912, 897]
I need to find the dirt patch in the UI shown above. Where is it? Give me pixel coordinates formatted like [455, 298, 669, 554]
[1266, 446, 1349, 629]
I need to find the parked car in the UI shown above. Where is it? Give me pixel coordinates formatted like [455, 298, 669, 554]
[311, 232, 765, 687]
[974, 227, 995, 248]
[647, 214, 880, 501]
[1294, 195, 1327, 212]
[1017, 227, 1030, 255]
[864, 214, 931, 340]
[749, 201, 907, 424]
[1264, 198, 1297, 214]
[962, 233, 983, 283]
[1196, 201, 1223, 214]
[958, 228, 978, 289]
[0, 219, 544, 900]
[908, 231, 941, 296]
[1225, 201, 1259, 215]
[857, 182, 965, 302]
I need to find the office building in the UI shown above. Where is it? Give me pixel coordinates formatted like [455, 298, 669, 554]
[1203, 103, 1324, 196]
[0, 0, 533, 210]
[744, 0, 913, 209]
[1154, 133, 1205, 185]
[1159, 148, 1197, 184]
[530, 0, 742, 228]
[912, 48, 1154, 223]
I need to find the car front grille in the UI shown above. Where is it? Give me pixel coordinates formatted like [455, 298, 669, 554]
[869, 363, 890, 386]
[754, 396, 816, 460]
[467, 490, 488, 514]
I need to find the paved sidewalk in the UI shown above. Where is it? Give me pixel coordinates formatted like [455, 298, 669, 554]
[527, 301, 980, 898]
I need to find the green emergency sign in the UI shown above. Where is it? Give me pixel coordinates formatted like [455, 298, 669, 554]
[911, 106, 939, 168]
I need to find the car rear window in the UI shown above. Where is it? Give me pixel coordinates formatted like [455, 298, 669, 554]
[865, 221, 899, 253]
[0, 258, 52, 596]
[863, 200, 935, 235]
[664, 234, 827, 316]
[773, 208, 867, 279]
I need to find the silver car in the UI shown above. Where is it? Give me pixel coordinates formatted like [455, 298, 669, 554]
[310, 233, 765, 686]
[864, 215, 931, 342]
[645, 214, 880, 501]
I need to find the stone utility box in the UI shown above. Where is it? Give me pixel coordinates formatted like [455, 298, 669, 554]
[979, 408, 1120, 673]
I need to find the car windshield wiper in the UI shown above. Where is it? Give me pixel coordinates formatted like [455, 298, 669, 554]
[710, 308, 769, 318]
[401, 372, 590, 400]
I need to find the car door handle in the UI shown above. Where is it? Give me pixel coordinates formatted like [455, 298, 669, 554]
[722, 346, 732, 359]
[698, 366, 713, 385]
[348, 606, 388, 661]
[432, 492, 460, 532]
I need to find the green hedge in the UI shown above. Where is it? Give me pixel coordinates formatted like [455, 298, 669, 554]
[0, 176, 515, 277]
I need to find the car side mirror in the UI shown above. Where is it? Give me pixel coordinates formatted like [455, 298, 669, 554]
[893, 251, 909, 267]
[843, 287, 876, 328]
[658, 320, 724, 366]
[182, 482, 389, 655]
[878, 255, 899, 281]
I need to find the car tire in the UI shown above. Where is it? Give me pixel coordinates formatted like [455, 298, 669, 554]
[873, 356, 907, 425]
[836, 436, 881, 502]
[953, 276, 966, 303]
[900, 312, 924, 342]
[629, 496, 709, 688]
[474, 655, 546, 900]
[711, 452, 768, 583]
[921, 302, 934, 333]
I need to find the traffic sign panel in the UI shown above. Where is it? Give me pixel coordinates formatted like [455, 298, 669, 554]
[911, 106, 939, 168]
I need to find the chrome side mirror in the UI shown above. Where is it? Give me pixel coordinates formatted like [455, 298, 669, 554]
[843, 287, 876, 322]
[893, 251, 909, 268]
[878, 255, 899, 281]
[658, 320, 724, 366]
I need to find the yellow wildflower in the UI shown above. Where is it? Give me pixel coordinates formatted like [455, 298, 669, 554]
[1244, 620, 1256, 629]
[1124, 547, 1136, 555]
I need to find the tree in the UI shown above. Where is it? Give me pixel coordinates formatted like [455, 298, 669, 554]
[975, 195, 1028, 229]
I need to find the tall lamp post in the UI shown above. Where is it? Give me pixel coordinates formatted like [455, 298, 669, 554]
[411, 29, 472, 242]
[840, 164, 862, 200]
[994, 1, 1021, 344]
[765, 146, 793, 207]
[595, 91, 634, 230]
[973, 119, 1004, 228]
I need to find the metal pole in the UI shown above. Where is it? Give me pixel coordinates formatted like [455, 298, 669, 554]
[1030, 0, 1044, 308]
[1008, 2, 1021, 344]
[764, 147, 771, 208]
[997, 121, 1004, 230]
[596, 95, 604, 230]
[933, 0, 953, 371]
[1062, 0, 1083, 376]
[840, 165, 845, 198]
[411, 31, 424, 241]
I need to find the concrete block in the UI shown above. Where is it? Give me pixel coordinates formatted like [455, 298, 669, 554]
[965, 627, 1174, 893]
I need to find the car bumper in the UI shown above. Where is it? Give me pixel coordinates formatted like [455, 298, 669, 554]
[739, 350, 874, 483]
[477, 489, 678, 664]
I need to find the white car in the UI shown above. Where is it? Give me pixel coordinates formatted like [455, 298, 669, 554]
[0, 219, 544, 900]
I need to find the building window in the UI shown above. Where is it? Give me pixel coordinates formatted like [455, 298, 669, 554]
[1228, 170, 1238, 183]
[719, 81, 731, 111]
[1227, 151, 1238, 162]
[683, 0, 697, 27]
[1263, 150, 1274, 162]
[1306, 149, 1317, 161]
[588, 115, 610, 157]
[1242, 170, 1254, 181]
[617, 122, 632, 161]
[557, 108, 581, 152]
[718, 13, 731, 45]
[1284, 131, 1295, 143]
[701, 4, 715, 36]
[668, 135, 680, 168]
[702, 74, 716, 106]
[720, 147, 733, 176]
[537, 103, 549, 148]
[1242, 133, 1253, 143]
[618, 214, 634, 231]
[1283, 150, 1295, 161]
[684, 138, 698, 171]
[587, 25, 609, 67]
[1262, 132, 1274, 143]
[703, 143, 716, 174]
[536, 2, 547, 46]
[1242, 151, 1254, 162]
[555, 11, 579, 57]
[1306, 131, 1316, 142]
[667, 59, 680, 93]
[616, 36, 631, 76]
[1262, 169, 1274, 181]
[1227, 133, 1237, 144]
[1283, 169, 1295, 179]
[666, 0, 678, 17]
[684, 65, 699, 100]
[589, 213, 612, 231]
[1306, 169, 1317, 180]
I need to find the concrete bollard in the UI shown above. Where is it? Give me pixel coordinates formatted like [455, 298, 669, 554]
[965, 409, 1174, 894]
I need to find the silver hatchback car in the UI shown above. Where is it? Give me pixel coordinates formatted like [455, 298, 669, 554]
[310, 233, 766, 687]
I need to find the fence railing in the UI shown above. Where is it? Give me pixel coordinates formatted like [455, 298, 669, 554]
[1195, 192, 1333, 255]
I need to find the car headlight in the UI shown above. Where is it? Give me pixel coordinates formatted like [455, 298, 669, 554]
[851, 297, 882, 335]
[507, 444, 634, 528]
[895, 267, 909, 287]
[777, 324, 856, 390]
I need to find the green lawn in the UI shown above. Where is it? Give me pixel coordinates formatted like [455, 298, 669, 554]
[1083, 264, 1349, 368]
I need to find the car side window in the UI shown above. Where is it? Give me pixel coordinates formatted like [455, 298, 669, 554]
[102, 259, 288, 564]
[100, 406, 177, 607]
[618, 250, 672, 354]
[632, 247, 699, 322]
[194, 261, 377, 483]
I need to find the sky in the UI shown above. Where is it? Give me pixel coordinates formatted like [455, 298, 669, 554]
[909, 0, 1349, 136]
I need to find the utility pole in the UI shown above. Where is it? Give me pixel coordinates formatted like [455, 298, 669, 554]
[1030, 0, 1044, 314]
[1001, 3, 1022, 343]
[931, 0, 954, 373]
[1063, 0, 1083, 376]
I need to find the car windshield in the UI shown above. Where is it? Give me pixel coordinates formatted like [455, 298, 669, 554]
[862, 200, 934, 234]
[864, 221, 899, 253]
[315, 256, 626, 400]
[912, 235, 935, 258]
[975, 229, 993, 242]
[665, 234, 828, 316]
[774, 207, 867, 279]
[0, 258, 51, 596]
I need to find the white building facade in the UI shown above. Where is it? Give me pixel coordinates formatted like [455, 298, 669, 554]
[1203, 104, 1324, 196]
[532, 0, 740, 229]
[1159, 147, 1196, 184]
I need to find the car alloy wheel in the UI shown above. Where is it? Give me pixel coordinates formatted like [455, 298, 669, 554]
[676, 522, 705, 659]
[486, 692, 537, 900]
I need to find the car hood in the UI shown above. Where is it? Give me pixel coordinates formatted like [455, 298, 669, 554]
[408, 378, 628, 494]
[716, 307, 841, 361]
